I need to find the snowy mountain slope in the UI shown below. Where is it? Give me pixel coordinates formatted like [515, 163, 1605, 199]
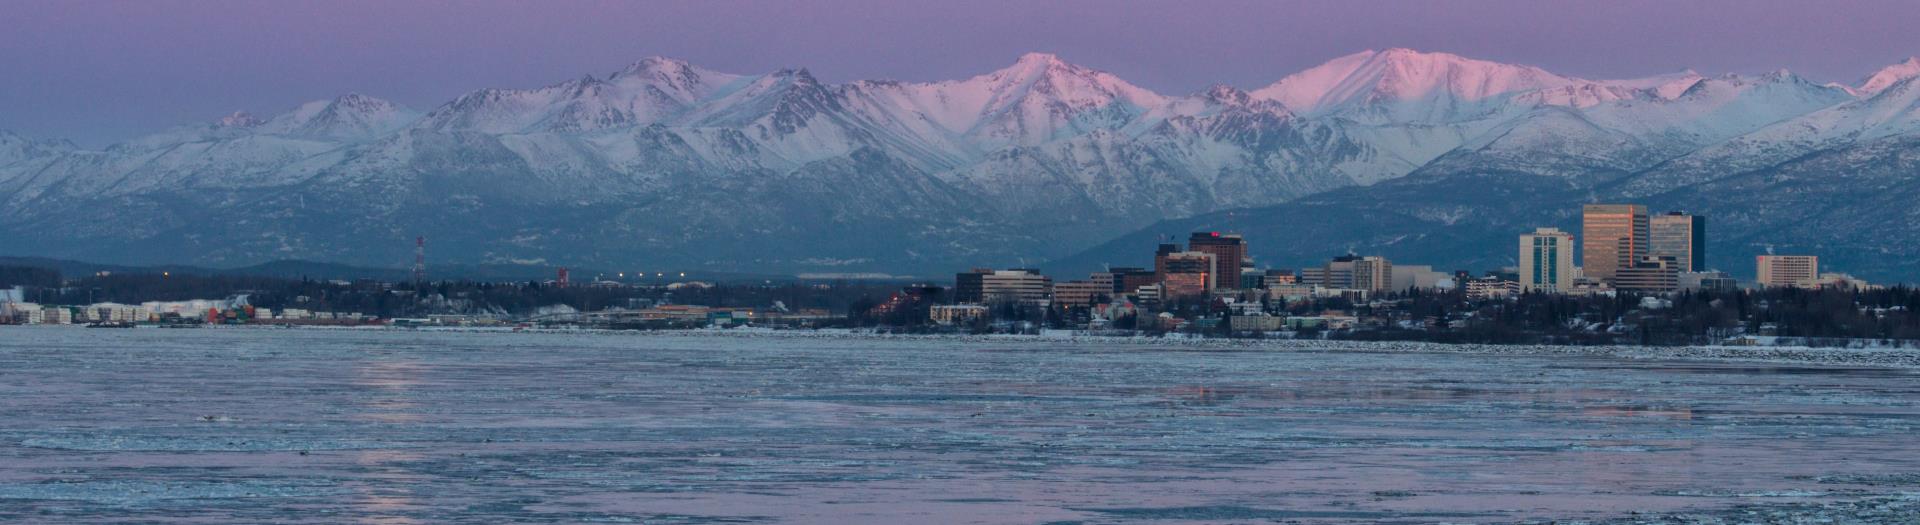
[1586, 71, 1854, 142]
[4, 50, 1919, 276]
[1856, 57, 1920, 96]
[1247, 49, 1664, 185]
[1617, 72, 1920, 197]
[1600, 70, 1705, 100]
[1251, 49, 1591, 122]
[258, 93, 421, 140]
[1420, 70, 1859, 187]
[416, 58, 746, 134]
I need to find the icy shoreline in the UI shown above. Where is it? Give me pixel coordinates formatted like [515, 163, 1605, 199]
[20, 323, 1919, 369]
[390, 325, 1920, 370]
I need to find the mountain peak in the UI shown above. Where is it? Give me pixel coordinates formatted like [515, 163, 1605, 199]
[620, 56, 692, 72]
[255, 92, 416, 139]
[772, 67, 821, 87]
[1014, 52, 1066, 67]
[330, 93, 401, 111]
[1599, 69, 1706, 100]
[995, 52, 1098, 81]
[611, 56, 716, 83]
[1374, 47, 1448, 59]
[1198, 84, 1252, 105]
[1858, 56, 1920, 96]
[216, 111, 262, 128]
[1251, 48, 1577, 118]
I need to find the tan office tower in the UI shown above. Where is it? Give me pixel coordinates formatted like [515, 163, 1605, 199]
[1582, 204, 1648, 281]
[1352, 256, 1393, 293]
[1757, 255, 1819, 288]
[1649, 212, 1707, 272]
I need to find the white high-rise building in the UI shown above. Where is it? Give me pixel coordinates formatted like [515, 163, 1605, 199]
[1520, 227, 1575, 292]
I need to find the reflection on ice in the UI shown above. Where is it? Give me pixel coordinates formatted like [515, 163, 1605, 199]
[22, 435, 403, 452]
[0, 479, 346, 504]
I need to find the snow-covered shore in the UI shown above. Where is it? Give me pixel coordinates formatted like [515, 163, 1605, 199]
[360, 324, 1920, 370]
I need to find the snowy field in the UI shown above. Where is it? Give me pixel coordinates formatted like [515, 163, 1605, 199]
[0, 327, 1916, 523]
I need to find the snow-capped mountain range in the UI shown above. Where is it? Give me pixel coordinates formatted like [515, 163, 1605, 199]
[2, 49, 1918, 278]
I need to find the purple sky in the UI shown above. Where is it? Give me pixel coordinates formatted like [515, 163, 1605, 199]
[6, 0, 1919, 146]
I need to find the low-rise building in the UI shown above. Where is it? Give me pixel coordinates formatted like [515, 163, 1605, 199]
[1389, 264, 1451, 292]
[1465, 277, 1518, 300]
[1261, 270, 1297, 288]
[1615, 256, 1680, 293]
[929, 304, 990, 325]
[981, 269, 1052, 304]
[36, 307, 72, 325]
[1679, 271, 1738, 292]
[1816, 273, 1876, 290]
[1229, 315, 1284, 332]
[1052, 278, 1110, 307]
[80, 303, 151, 323]
[2, 302, 39, 324]
[1132, 283, 1164, 306]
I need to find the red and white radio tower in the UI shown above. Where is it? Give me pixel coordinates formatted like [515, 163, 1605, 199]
[557, 267, 570, 288]
[413, 236, 426, 284]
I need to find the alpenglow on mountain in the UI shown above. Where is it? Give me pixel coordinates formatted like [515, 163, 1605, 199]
[2, 49, 1918, 280]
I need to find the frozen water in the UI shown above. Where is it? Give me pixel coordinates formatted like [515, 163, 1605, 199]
[0, 327, 1916, 523]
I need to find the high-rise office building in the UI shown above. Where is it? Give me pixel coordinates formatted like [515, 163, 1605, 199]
[1187, 232, 1247, 291]
[1051, 280, 1109, 306]
[1650, 212, 1707, 272]
[1109, 267, 1158, 296]
[1158, 251, 1216, 298]
[1153, 244, 1181, 282]
[1303, 255, 1360, 289]
[953, 268, 992, 303]
[1582, 204, 1649, 281]
[1352, 256, 1393, 293]
[1519, 227, 1575, 292]
[1757, 255, 1819, 288]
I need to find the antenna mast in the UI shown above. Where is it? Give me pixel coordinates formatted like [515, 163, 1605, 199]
[413, 236, 426, 284]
